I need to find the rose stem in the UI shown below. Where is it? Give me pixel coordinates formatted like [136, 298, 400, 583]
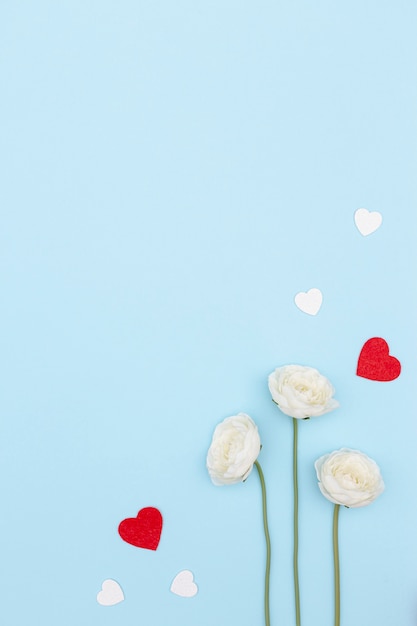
[333, 504, 341, 626]
[293, 418, 301, 626]
[254, 460, 271, 626]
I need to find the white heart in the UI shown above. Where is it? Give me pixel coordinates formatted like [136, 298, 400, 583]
[354, 208, 382, 236]
[97, 579, 125, 606]
[294, 288, 323, 316]
[170, 570, 198, 598]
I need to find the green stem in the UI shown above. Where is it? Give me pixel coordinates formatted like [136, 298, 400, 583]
[254, 460, 271, 626]
[333, 505, 341, 626]
[293, 418, 301, 626]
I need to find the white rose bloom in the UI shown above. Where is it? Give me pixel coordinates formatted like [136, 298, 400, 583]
[206, 413, 261, 486]
[268, 364, 339, 419]
[315, 448, 385, 508]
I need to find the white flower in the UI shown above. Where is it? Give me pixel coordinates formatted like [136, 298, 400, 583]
[206, 413, 261, 486]
[268, 364, 339, 419]
[315, 448, 385, 508]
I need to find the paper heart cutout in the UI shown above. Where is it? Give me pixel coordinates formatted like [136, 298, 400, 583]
[118, 507, 163, 550]
[170, 570, 198, 597]
[97, 579, 124, 606]
[294, 288, 323, 315]
[356, 337, 401, 381]
[354, 208, 382, 236]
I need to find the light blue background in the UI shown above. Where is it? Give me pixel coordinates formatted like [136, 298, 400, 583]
[1, 2, 416, 625]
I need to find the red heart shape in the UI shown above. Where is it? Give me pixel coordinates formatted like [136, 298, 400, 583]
[356, 337, 401, 382]
[118, 507, 163, 551]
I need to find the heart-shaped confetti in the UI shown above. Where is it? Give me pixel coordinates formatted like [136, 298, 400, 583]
[356, 337, 401, 381]
[118, 507, 163, 550]
[294, 288, 323, 315]
[170, 570, 198, 597]
[354, 208, 383, 236]
[97, 579, 124, 606]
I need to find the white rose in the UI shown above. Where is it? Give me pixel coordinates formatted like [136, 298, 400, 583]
[206, 413, 261, 486]
[315, 448, 385, 508]
[268, 364, 339, 419]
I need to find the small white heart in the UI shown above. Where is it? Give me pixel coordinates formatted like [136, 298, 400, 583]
[170, 570, 198, 598]
[354, 208, 382, 236]
[97, 579, 125, 606]
[294, 288, 323, 316]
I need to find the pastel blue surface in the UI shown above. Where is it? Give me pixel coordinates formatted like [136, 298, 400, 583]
[1, 2, 416, 625]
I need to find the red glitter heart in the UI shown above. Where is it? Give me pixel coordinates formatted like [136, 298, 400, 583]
[356, 337, 401, 382]
[118, 507, 163, 551]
